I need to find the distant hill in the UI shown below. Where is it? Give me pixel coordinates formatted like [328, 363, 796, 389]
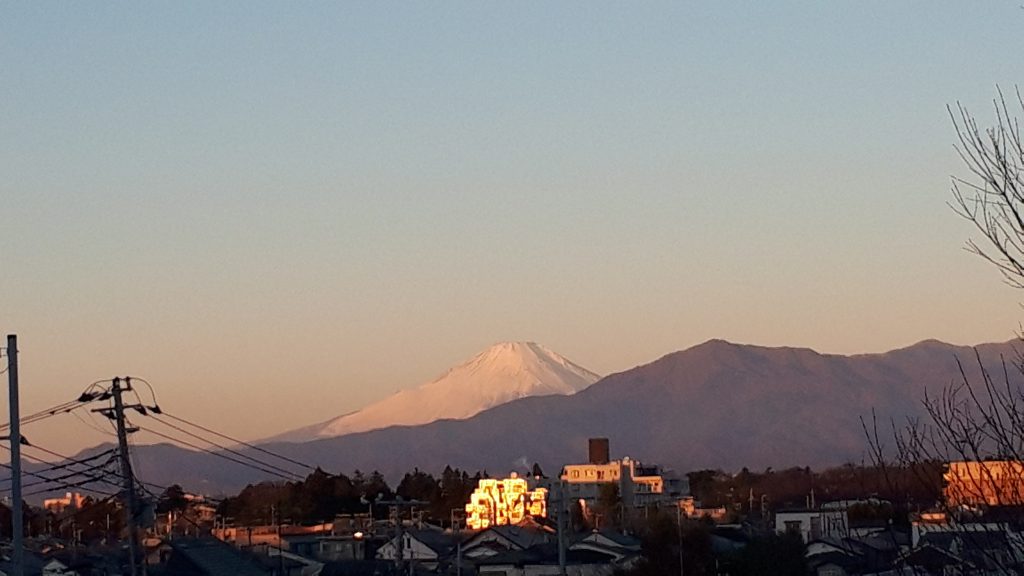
[104, 339, 1024, 495]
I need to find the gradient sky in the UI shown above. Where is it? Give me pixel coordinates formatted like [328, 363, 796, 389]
[4, 2, 1024, 454]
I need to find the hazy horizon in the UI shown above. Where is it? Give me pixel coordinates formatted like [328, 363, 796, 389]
[4, 2, 1024, 454]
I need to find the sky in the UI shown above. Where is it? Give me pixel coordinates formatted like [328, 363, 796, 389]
[3, 2, 1024, 454]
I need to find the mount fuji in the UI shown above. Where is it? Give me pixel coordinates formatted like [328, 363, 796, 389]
[268, 341, 600, 443]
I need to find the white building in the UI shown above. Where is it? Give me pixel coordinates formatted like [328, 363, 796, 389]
[775, 508, 849, 543]
[376, 528, 457, 570]
[556, 438, 686, 512]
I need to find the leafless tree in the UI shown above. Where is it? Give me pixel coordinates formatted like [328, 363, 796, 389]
[860, 89, 1024, 575]
[951, 88, 1024, 289]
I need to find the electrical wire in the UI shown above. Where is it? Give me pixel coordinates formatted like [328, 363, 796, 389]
[13, 455, 119, 491]
[0, 444, 124, 493]
[122, 377, 312, 471]
[0, 382, 111, 432]
[145, 414, 303, 480]
[134, 424, 300, 482]
[70, 409, 118, 437]
[0, 448, 117, 484]
[22, 475, 118, 498]
[0, 459, 119, 499]
[136, 478, 211, 535]
[158, 410, 313, 471]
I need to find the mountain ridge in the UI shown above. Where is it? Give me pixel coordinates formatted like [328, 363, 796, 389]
[74, 337, 1024, 496]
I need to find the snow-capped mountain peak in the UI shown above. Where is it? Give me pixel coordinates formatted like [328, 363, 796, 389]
[268, 341, 599, 443]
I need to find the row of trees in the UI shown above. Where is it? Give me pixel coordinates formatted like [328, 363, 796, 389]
[214, 465, 484, 526]
[687, 462, 940, 521]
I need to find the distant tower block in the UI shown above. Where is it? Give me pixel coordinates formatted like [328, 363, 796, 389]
[589, 437, 610, 465]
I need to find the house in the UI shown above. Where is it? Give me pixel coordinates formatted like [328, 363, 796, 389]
[461, 521, 554, 560]
[475, 542, 632, 576]
[775, 508, 849, 543]
[316, 560, 402, 576]
[894, 543, 972, 575]
[164, 537, 274, 576]
[572, 529, 640, 553]
[709, 525, 750, 555]
[0, 552, 50, 576]
[678, 496, 728, 522]
[375, 528, 457, 570]
[555, 438, 687, 515]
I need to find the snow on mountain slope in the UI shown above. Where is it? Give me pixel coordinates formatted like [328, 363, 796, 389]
[269, 341, 599, 443]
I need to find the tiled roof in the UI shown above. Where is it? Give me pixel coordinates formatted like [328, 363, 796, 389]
[168, 538, 271, 576]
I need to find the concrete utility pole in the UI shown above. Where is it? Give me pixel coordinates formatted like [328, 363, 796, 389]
[377, 498, 427, 574]
[7, 335, 23, 576]
[557, 480, 566, 576]
[676, 505, 684, 576]
[106, 377, 140, 576]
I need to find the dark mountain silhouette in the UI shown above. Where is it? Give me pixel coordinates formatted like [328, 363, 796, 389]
[67, 338, 1024, 496]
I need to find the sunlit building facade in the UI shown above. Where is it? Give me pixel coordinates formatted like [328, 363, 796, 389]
[944, 460, 1024, 508]
[558, 438, 685, 509]
[465, 472, 548, 530]
[43, 492, 86, 514]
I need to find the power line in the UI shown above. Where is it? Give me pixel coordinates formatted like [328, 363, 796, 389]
[13, 456, 119, 491]
[25, 444, 117, 470]
[0, 448, 117, 484]
[134, 424, 299, 482]
[22, 475, 118, 498]
[0, 459, 119, 499]
[119, 377, 311, 471]
[0, 444, 124, 493]
[70, 409, 118, 437]
[0, 387, 109, 432]
[159, 410, 313, 471]
[145, 413, 303, 480]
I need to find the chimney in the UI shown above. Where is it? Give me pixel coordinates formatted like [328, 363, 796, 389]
[588, 438, 610, 465]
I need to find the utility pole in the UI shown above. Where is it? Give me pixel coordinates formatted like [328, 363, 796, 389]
[101, 377, 141, 576]
[557, 480, 566, 576]
[676, 504, 684, 576]
[377, 498, 427, 574]
[6, 335, 23, 576]
[274, 503, 283, 576]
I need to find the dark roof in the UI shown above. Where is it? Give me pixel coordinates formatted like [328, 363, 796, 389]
[488, 524, 553, 550]
[167, 538, 271, 576]
[462, 523, 553, 552]
[900, 544, 969, 570]
[919, 529, 1010, 555]
[318, 559, 430, 576]
[574, 529, 641, 549]
[0, 551, 46, 576]
[475, 542, 620, 567]
[250, 552, 306, 571]
[807, 551, 864, 571]
[406, 529, 458, 555]
[711, 526, 750, 544]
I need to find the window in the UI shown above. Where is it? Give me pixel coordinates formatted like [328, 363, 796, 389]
[784, 520, 802, 536]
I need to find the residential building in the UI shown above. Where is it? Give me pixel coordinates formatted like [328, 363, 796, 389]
[556, 438, 687, 512]
[461, 520, 555, 560]
[475, 537, 639, 576]
[775, 508, 849, 543]
[944, 460, 1024, 508]
[42, 493, 85, 515]
[375, 528, 457, 571]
